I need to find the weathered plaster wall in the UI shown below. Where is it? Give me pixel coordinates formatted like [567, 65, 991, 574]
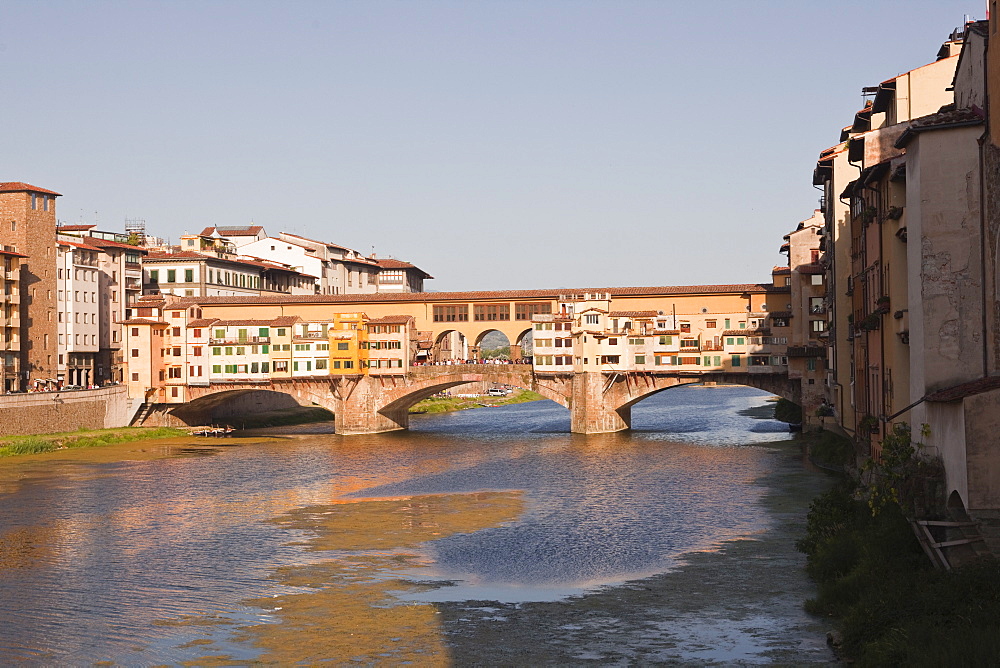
[964, 388, 1000, 512]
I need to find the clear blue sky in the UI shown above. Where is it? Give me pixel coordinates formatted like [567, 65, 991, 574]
[4, 0, 983, 290]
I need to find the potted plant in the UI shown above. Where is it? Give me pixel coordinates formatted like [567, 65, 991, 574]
[875, 296, 891, 315]
[885, 206, 903, 220]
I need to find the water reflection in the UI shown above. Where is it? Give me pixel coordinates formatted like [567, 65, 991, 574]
[0, 385, 815, 664]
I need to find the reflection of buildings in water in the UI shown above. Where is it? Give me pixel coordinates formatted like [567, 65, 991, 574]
[244, 491, 525, 665]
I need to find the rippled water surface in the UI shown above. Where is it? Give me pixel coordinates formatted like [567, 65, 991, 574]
[0, 385, 830, 664]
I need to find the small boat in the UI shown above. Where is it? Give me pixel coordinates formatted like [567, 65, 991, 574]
[190, 425, 235, 437]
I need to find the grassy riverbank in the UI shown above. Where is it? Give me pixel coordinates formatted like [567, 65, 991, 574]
[409, 389, 544, 414]
[0, 426, 188, 458]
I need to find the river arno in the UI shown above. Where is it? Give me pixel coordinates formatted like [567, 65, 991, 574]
[0, 386, 836, 665]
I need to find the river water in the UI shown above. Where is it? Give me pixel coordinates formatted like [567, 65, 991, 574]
[0, 386, 836, 665]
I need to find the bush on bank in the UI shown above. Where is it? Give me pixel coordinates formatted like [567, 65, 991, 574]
[773, 398, 802, 424]
[0, 426, 186, 458]
[799, 459, 1000, 664]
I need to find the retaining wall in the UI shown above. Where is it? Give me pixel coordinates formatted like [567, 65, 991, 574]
[0, 386, 133, 437]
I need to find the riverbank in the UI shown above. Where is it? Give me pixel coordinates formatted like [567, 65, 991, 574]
[0, 426, 188, 458]
[409, 389, 544, 414]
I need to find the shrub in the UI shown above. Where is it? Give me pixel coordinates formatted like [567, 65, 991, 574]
[773, 398, 802, 424]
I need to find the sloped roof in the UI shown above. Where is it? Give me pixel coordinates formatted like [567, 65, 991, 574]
[0, 182, 61, 196]
[157, 283, 773, 307]
[376, 258, 434, 279]
[895, 107, 985, 148]
[367, 315, 415, 325]
[925, 375, 1000, 403]
[608, 310, 660, 318]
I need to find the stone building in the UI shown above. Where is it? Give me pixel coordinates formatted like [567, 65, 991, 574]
[0, 182, 60, 390]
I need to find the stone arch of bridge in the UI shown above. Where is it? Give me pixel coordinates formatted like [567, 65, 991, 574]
[377, 370, 570, 418]
[473, 328, 510, 349]
[167, 386, 331, 425]
[599, 372, 799, 419]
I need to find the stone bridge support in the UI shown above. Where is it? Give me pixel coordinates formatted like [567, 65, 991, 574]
[141, 368, 797, 436]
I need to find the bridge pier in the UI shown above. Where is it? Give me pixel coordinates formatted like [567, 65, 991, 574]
[331, 377, 411, 435]
[570, 372, 632, 434]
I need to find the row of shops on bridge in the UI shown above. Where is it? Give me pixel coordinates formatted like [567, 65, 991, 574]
[123, 291, 796, 405]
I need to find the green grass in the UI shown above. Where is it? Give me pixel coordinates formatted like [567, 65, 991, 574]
[0, 426, 187, 458]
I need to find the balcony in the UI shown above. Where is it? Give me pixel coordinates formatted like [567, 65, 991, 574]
[4, 270, 18, 281]
[296, 332, 329, 339]
[210, 336, 271, 345]
[4, 294, 20, 305]
[125, 279, 142, 290]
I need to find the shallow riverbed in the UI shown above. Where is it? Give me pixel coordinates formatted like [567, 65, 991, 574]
[0, 386, 835, 664]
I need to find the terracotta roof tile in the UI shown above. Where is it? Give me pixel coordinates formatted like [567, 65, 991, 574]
[0, 182, 61, 196]
[82, 236, 148, 252]
[168, 283, 772, 307]
[55, 224, 96, 231]
[186, 318, 219, 327]
[58, 239, 102, 252]
[609, 310, 660, 318]
[367, 315, 415, 325]
[895, 107, 985, 148]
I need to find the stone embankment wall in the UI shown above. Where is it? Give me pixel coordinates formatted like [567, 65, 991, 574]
[0, 386, 133, 437]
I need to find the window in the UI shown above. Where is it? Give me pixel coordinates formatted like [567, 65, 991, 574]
[172, 347, 181, 356]
[432, 305, 469, 322]
[276, 328, 286, 336]
[704, 356, 711, 366]
[680, 323, 691, 333]
[131, 349, 139, 357]
[731, 354, 742, 367]
[131, 328, 139, 336]
[131, 373, 139, 381]
[261, 345, 269, 354]
[724, 318, 730, 329]
[584, 314, 599, 325]
[236, 347, 245, 355]
[705, 320, 717, 328]
[515, 302, 552, 320]
[172, 327, 181, 336]
[474, 304, 510, 321]
[212, 347, 221, 355]
[225, 347, 233, 355]
[337, 342, 349, 350]
[167, 269, 176, 283]
[628, 338, 643, 345]
[811, 320, 827, 333]
[659, 335, 672, 345]
[215, 329, 225, 338]
[811, 274, 824, 285]
[149, 270, 159, 283]
[184, 269, 193, 282]
[316, 359, 327, 370]
[737, 337, 745, 345]
[259, 328, 268, 337]
[212, 365, 222, 373]
[193, 347, 202, 356]
[635, 355, 645, 364]
[168, 367, 182, 378]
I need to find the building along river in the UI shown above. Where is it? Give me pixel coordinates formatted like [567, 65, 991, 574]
[0, 385, 836, 665]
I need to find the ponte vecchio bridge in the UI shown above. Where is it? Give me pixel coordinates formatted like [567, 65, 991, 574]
[134, 283, 799, 434]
